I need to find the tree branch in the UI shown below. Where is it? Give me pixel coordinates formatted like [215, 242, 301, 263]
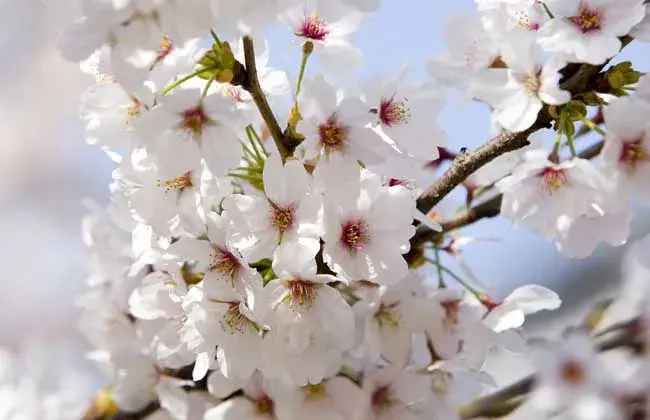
[241, 36, 296, 160]
[412, 138, 606, 247]
[416, 126, 539, 215]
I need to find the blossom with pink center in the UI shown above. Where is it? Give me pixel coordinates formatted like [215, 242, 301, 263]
[162, 213, 259, 298]
[529, 332, 618, 418]
[477, 0, 550, 37]
[134, 87, 243, 177]
[115, 134, 208, 235]
[427, 13, 501, 92]
[471, 32, 570, 132]
[180, 282, 264, 381]
[296, 75, 393, 198]
[361, 366, 436, 420]
[352, 274, 432, 366]
[258, 240, 355, 387]
[601, 96, 650, 202]
[538, 0, 645, 64]
[496, 149, 614, 239]
[365, 65, 447, 161]
[222, 154, 322, 263]
[322, 172, 415, 285]
[281, 0, 365, 76]
[204, 371, 281, 420]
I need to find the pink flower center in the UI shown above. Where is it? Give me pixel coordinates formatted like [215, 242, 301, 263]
[269, 203, 295, 235]
[319, 114, 350, 153]
[440, 299, 461, 329]
[210, 246, 241, 283]
[295, 14, 329, 41]
[288, 280, 317, 308]
[178, 105, 212, 135]
[539, 167, 568, 193]
[158, 171, 193, 192]
[340, 219, 370, 255]
[619, 139, 650, 173]
[372, 96, 411, 128]
[569, 3, 602, 33]
[371, 386, 395, 412]
[560, 359, 586, 386]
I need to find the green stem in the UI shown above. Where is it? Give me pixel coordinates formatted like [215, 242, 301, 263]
[240, 140, 264, 166]
[162, 66, 216, 95]
[541, 2, 555, 19]
[578, 115, 607, 137]
[246, 125, 266, 160]
[210, 29, 222, 48]
[426, 257, 485, 299]
[566, 132, 578, 158]
[295, 41, 313, 99]
[201, 76, 215, 100]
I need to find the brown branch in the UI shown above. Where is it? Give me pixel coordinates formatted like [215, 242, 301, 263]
[416, 36, 633, 220]
[412, 139, 606, 246]
[241, 36, 297, 160]
[416, 127, 538, 214]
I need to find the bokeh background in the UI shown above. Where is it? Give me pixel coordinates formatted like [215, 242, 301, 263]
[1, 0, 649, 394]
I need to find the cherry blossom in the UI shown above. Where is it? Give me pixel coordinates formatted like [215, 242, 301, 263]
[601, 96, 650, 202]
[322, 173, 415, 285]
[53, 0, 650, 419]
[222, 154, 322, 263]
[471, 32, 570, 132]
[537, 0, 645, 65]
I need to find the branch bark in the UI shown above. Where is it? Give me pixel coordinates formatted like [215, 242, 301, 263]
[242, 36, 297, 160]
[412, 138, 606, 247]
[416, 127, 539, 214]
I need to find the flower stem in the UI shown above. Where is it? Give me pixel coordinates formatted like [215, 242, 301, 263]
[295, 41, 313, 99]
[578, 114, 607, 137]
[162, 66, 216, 95]
[210, 29, 222, 48]
[433, 247, 446, 288]
[541, 1, 555, 19]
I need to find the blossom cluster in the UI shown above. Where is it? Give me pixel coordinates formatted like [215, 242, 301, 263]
[58, 0, 650, 419]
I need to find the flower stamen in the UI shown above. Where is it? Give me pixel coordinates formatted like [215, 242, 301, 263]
[295, 14, 329, 41]
[319, 114, 351, 154]
[569, 3, 602, 33]
[539, 167, 568, 193]
[340, 219, 370, 255]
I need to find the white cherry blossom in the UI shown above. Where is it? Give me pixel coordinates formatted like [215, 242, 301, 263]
[601, 96, 650, 202]
[496, 149, 613, 238]
[281, 0, 365, 76]
[538, 0, 645, 65]
[322, 173, 415, 285]
[222, 154, 322, 263]
[471, 32, 570, 132]
[258, 240, 355, 387]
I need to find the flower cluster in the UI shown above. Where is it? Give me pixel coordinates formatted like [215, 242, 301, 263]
[58, 0, 650, 419]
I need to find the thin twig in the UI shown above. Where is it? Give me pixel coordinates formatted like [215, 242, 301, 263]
[416, 126, 538, 214]
[242, 36, 293, 160]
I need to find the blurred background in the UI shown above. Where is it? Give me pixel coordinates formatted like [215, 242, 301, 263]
[1, 0, 649, 397]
